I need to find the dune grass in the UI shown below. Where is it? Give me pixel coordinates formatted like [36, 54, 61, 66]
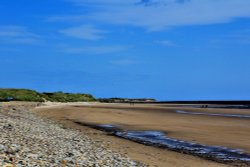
[0, 88, 96, 102]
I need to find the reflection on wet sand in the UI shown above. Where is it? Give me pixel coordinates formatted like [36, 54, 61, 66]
[36, 103, 250, 166]
[80, 123, 250, 164]
[176, 110, 250, 118]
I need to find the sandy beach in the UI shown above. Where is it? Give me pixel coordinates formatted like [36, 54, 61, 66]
[34, 102, 250, 166]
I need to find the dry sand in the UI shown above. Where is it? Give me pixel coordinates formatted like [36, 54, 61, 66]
[34, 102, 250, 167]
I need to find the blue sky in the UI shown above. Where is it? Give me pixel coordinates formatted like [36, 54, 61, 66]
[0, 0, 250, 100]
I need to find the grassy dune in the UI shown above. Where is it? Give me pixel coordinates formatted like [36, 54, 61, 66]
[0, 88, 96, 102]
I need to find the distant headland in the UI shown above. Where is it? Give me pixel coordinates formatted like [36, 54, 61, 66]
[0, 88, 156, 103]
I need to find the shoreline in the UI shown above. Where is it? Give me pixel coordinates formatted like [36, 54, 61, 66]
[34, 102, 250, 166]
[76, 123, 250, 163]
[35, 102, 250, 152]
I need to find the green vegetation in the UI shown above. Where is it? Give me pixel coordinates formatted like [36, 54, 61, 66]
[0, 88, 96, 102]
[43, 92, 95, 102]
[0, 88, 154, 103]
[98, 98, 156, 103]
[0, 89, 44, 102]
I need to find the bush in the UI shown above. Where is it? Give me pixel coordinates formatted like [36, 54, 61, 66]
[0, 89, 44, 102]
[0, 89, 96, 102]
[43, 92, 96, 102]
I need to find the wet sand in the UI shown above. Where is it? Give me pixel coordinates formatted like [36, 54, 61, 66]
[34, 103, 250, 167]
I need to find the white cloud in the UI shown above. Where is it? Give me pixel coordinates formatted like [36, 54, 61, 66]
[210, 29, 250, 46]
[111, 59, 137, 65]
[69, 0, 136, 6]
[59, 25, 107, 40]
[0, 58, 14, 63]
[61, 45, 128, 54]
[0, 26, 39, 44]
[155, 40, 176, 47]
[0, 26, 35, 37]
[58, 0, 250, 31]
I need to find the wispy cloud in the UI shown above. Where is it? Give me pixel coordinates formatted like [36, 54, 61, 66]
[110, 59, 137, 65]
[155, 40, 177, 47]
[69, 0, 136, 6]
[210, 29, 250, 46]
[0, 58, 14, 64]
[61, 45, 128, 54]
[0, 26, 39, 44]
[59, 25, 107, 40]
[54, 0, 250, 31]
[226, 29, 250, 45]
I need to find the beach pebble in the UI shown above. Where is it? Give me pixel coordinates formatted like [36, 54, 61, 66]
[3, 164, 15, 167]
[0, 102, 147, 167]
[0, 145, 6, 152]
[3, 124, 13, 130]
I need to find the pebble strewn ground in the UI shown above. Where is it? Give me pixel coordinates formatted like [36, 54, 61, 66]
[0, 102, 146, 167]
